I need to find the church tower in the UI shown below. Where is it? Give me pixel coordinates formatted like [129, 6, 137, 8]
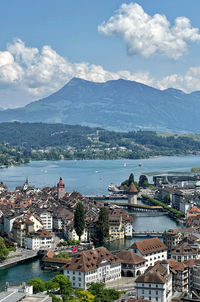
[57, 177, 65, 200]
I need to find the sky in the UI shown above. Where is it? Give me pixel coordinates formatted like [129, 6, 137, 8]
[1, 0, 200, 108]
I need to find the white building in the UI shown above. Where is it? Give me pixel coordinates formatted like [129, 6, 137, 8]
[4, 213, 23, 238]
[129, 237, 168, 268]
[135, 261, 172, 302]
[124, 221, 133, 238]
[64, 225, 88, 242]
[117, 250, 146, 277]
[24, 229, 53, 250]
[39, 211, 53, 231]
[63, 246, 121, 289]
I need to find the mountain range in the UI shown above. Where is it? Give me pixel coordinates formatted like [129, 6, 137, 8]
[1, 77, 200, 132]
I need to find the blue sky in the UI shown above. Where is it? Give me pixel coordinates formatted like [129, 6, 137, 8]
[1, 0, 200, 107]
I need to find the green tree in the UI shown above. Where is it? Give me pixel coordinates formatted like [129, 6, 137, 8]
[45, 280, 59, 293]
[74, 202, 85, 240]
[88, 283, 120, 302]
[0, 237, 9, 261]
[49, 294, 62, 302]
[138, 174, 149, 188]
[163, 194, 171, 205]
[28, 278, 45, 294]
[77, 290, 95, 302]
[96, 208, 109, 244]
[52, 274, 73, 299]
[128, 173, 134, 186]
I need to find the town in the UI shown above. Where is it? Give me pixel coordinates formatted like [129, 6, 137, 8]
[0, 173, 200, 302]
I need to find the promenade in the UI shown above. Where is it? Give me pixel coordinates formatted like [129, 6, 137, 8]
[0, 248, 38, 269]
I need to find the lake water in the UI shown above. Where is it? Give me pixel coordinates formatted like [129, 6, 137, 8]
[0, 156, 199, 288]
[1, 155, 200, 193]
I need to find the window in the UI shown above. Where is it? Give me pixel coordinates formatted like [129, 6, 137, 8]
[79, 277, 81, 281]
[73, 277, 76, 280]
[73, 272, 75, 275]
[79, 283, 81, 287]
[142, 290, 144, 294]
[156, 291, 158, 295]
[156, 298, 158, 301]
[149, 290, 151, 294]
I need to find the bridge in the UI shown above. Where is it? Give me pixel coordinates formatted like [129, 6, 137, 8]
[133, 231, 163, 237]
[84, 194, 128, 200]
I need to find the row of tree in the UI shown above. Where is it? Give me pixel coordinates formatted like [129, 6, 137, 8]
[28, 275, 121, 302]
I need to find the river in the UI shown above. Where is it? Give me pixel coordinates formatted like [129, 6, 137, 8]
[0, 156, 199, 289]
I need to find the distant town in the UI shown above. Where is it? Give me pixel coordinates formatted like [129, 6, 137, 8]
[1, 172, 200, 302]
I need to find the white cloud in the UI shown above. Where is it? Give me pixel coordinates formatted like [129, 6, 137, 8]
[98, 2, 200, 59]
[1, 38, 200, 108]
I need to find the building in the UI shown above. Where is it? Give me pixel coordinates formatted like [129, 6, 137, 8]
[0, 283, 52, 302]
[57, 176, 65, 200]
[191, 263, 200, 292]
[163, 228, 195, 251]
[127, 183, 138, 205]
[38, 211, 53, 231]
[167, 258, 188, 292]
[135, 261, 172, 302]
[63, 246, 121, 289]
[129, 237, 168, 268]
[171, 241, 200, 262]
[109, 214, 124, 240]
[24, 228, 53, 250]
[117, 250, 146, 277]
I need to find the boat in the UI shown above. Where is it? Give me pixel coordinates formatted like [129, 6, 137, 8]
[139, 163, 143, 167]
[124, 163, 127, 167]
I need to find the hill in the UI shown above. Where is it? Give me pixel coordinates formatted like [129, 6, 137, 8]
[0, 78, 200, 132]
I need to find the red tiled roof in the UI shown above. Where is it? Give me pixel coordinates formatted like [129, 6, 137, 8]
[130, 237, 167, 256]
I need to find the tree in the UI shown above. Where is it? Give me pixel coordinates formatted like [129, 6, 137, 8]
[139, 174, 149, 188]
[28, 278, 45, 294]
[96, 208, 109, 244]
[163, 194, 171, 205]
[74, 202, 85, 240]
[52, 274, 73, 299]
[45, 280, 59, 293]
[0, 237, 9, 261]
[77, 290, 95, 302]
[128, 173, 134, 186]
[49, 294, 62, 302]
[88, 283, 120, 302]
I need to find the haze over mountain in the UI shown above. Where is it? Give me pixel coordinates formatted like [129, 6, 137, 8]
[0, 77, 200, 132]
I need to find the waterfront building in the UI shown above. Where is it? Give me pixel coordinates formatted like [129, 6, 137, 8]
[117, 250, 146, 277]
[64, 224, 88, 242]
[129, 237, 167, 268]
[109, 214, 124, 240]
[184, 259, 200, 291]
[135, 261, 172, 302]
[167, 258, 188, 292]
[24, 228, 53, 250]
[127, 183, 138, 205]
[63, 246, 121, 289]
[57, 176, 65, 200]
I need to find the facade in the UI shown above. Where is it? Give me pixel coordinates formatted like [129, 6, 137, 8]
[63, 246, 121, 289]
[109, 215, 124, 240]
[129, 237, 168, 268]
[167, 258, 188, 292]
[124, 221, 133, 238]
[192, 264, 200, 291]
[39, 211, 53, 231]
[135, 261, 172, 302]
[171, 241, 200, 262]
[4, 213, 23, 238]
[117, 250, 146, 277]
[24, 229, 53, 250]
